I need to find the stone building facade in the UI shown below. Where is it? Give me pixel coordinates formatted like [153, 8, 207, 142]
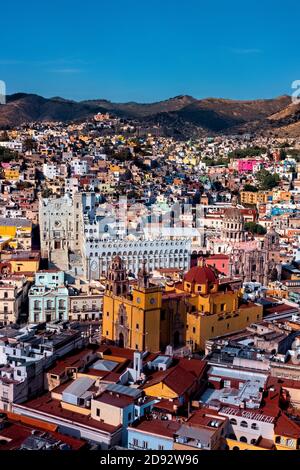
[39, 192, 191, 279]
[208, 207, 282, 285]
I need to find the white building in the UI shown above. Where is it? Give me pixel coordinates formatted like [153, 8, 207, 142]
[70, 159, 88, 176]
[40, 192, 192, 280]
[83, 237, 191, 280]
[0, 141, 23, 153]
[39, 193, 83, 270]
[43, 163, 59, 180]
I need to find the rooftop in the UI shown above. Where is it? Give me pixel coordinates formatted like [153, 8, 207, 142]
[20, 393, 121, 434]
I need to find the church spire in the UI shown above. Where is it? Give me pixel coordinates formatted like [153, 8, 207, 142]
[137, 260, 150, 289]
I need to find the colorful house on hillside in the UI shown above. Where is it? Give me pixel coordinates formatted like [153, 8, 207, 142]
[237, 159, 264, 173]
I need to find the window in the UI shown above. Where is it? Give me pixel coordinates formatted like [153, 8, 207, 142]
[251, 423, 259, 430]
[96, 408, 100, 417]
[132, 439, 138, 447]
[193, 327, 196, 334]
[240, 421, 248, 428]
[143, 441, 148, 449]
[4, 292, 8, 299]
[230, 419, 237, 426]
[107, 312, 109, 317]
[286, 439, 294, 448]
[128, 412, 132, 421]
[211, 326, 214, 333]
[136, 323, 139, 330]
[240, 436, 247, 443]
[158, 445, 164, 450]
[220, 303, 226, 312]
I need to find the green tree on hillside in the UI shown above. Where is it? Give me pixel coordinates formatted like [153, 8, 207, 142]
[243, 184, 258, 192]
[245, 222, 267, 235]
[256, 169, 280, 190]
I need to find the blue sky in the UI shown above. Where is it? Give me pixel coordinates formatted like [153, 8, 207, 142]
[0, 0, 299, 102]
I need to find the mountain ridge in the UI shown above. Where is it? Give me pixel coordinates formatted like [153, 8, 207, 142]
[0, 92, 299, 137]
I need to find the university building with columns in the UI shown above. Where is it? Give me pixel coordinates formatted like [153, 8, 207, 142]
[39, 192, 191, 279]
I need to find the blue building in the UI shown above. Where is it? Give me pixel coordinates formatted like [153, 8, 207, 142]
[127, 420, 180, 450]
[28, 270, 69, 323]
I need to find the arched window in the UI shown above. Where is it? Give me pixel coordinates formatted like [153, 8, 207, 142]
[240, 421, 248, 428]
[251, 423, 259, 430]
[250, 439, 257, 445]
[230, 418, 237, 425]
[240, 436, 247, 443]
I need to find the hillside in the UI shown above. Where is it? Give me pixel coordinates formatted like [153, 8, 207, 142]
[0, 92, 299, 137]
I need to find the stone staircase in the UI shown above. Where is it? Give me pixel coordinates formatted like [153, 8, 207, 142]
[49, 249, 69, 271]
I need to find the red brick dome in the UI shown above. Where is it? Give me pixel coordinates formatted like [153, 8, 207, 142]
[184, 265, 218, 285]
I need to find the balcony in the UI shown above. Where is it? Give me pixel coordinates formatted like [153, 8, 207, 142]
[1, 397, 10, 404]
[128, 443, 148, 450]
[71, 308, 100, 314]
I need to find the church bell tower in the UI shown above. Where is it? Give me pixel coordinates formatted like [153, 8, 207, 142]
[106, 256, 129, 297]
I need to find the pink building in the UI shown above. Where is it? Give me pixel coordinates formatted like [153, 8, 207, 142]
[237, 159, 264, 173]
[206, 254, 230, 276]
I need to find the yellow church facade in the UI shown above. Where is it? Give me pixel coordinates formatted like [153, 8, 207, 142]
[102, 257, 263, 353]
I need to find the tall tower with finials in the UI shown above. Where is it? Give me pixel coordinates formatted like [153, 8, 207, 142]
[106, 256, 129, 297]
[137, 260, 150, 289]
[103, 257, 163, 352]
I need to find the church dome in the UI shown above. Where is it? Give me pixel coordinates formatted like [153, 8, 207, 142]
[223, 207, 243, 221]
[184, 265, 218, 285]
